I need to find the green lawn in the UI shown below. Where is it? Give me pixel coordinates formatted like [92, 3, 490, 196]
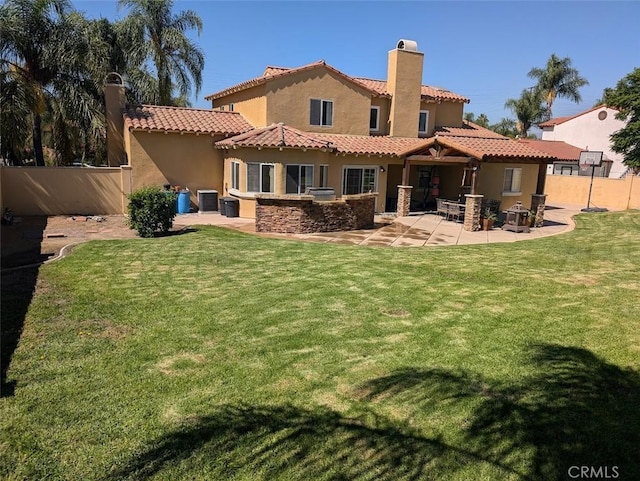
[1, 211, 639, 480]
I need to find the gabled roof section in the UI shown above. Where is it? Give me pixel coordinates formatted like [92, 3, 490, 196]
[124, 105, 253, 135]
[538, 105, 618, 128]
[516, 139, 584, 162]
[215, 123, 429, 157]
[312, 133, 429, 157]
[434, 121, 506, 139]
[205, 62, 469, 103]
[406, 123, 555, 161]
[215, 123, 334, 151]
[353, 77, 469, 103]
[205, 61, 378, 101]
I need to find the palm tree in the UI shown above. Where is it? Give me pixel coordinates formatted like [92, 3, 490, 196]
[504, 89, 547, 138]
[528, 54, 589, 118]
[489, 118, 518, 138]
[475, 113, 490, 128]
[0, 0, 108, 165]
[118, 0, 204, 106]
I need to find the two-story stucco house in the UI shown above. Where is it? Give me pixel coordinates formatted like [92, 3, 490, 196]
[108, 39, 554, 229]
[538, 106, 627, 178]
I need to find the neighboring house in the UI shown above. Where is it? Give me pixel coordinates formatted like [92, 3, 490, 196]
[516, 139, 612, 177]
[538, 106, 627, 178]
[106, 39, 555, 221]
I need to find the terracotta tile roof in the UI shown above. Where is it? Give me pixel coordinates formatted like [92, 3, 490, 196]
[516, 139, 584, 162]
[312, 133, 429, 157]
[205, 61, 378, 100]
[538, 105, 617, 127]
[124, 105, 253, 135]
[433, 136, 556, 161]
[434, 121, 506, 139]
[215, 123, 334, 150]
[205, 62, 468, 103]
[216, 124, 428, 156]
[353, 77, 469, 103]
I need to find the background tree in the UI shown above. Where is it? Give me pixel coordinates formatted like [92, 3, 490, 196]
[602, 68, 640, 173]
[118, 0, 204, 106]
[504, 89, 547, 138]
[489, 118, 519, 138]
[463, 112, 489, 128]
[528, 54, 588, 118]
[0, 0, 108, 165]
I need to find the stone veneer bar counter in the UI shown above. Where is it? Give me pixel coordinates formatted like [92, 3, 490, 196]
[255, 193, 377, 234]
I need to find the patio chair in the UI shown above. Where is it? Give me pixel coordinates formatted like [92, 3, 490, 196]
[446, 202, 465, 222]
[436, 198, 448, 217]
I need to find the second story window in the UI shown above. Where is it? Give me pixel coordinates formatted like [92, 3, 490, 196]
[310, 99, 333, 127]
[370, 106, 380, 131]
[419, 110, 429, 134]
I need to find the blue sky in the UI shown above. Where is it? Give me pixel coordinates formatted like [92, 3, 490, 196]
[75, 1, 640, 125]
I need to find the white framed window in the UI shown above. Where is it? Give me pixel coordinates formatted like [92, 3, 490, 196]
[419, 110, 429, 134]
[231, 161, 240, 190]
[342, 166, 377, 195]
[247, 162, 275, 193]
[229, 103, 234, 112]
[370, 106, 380, 131]
[219, 105, 225, 111]
[310, 98, 333, 127]
[286, 164, 314, 194]
[319, 165, 329, 187]
[503, 168, 522, 193]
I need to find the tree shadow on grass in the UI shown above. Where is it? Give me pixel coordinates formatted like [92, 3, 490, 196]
[360, 344, 640, 480]
[106, 403, 523, 481]
[104, 344, 639, 480]
[1, 266, 40, 397]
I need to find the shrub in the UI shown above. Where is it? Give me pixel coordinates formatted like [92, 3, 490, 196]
[127, 186, 177, 237]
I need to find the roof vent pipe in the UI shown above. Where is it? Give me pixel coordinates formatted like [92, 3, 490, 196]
[397, 39, 418, 51]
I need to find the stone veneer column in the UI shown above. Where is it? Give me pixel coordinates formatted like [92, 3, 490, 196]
[464, 194, 483, 231]
[396, 185, 413, 217]
[531, 194, 547, 228]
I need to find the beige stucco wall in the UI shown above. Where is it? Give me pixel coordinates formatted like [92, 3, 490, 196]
[221, 147, 395, 217]
[545, 174, 640, 210]
[265, 68, 372, 135]
[126, 130, 223, 208]
[211, 86, 266, 128]
[477, 163, 540, 209]
[0, 166, 130, 215]
[433, 102, 465, 128]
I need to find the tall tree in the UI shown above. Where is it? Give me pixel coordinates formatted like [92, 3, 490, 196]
[118, 0, 204, 106]
[475, 113, 490, 128]
[602, 68, 640, 173]
[528, 54, 588, 118]
[0, 0, 107, 165]
[504, 89, 547, 138]
[489, 118, 518, 138]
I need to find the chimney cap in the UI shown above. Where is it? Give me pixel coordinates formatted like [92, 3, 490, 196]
[105, 72, 124, 85]
[397, 39, 418, 51]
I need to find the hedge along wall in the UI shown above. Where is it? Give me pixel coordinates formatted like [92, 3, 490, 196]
[545, 174, 640, 210]
[0, 165, 132, 215]
[255, 193, 377, 234]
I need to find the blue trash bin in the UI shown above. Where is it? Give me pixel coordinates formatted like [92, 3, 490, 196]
[177, 190, 190, 214]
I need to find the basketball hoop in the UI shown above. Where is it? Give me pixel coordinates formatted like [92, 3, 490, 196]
[579, 162, 590, 173]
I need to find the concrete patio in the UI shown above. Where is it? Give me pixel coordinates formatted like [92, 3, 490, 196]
[174, 204, 582, 247]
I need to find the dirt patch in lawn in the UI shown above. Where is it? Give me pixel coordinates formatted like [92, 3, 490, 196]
[1, 215, 162, 269]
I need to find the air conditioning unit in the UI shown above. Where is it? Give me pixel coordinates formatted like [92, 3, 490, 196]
[197, 190, 219, 212]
